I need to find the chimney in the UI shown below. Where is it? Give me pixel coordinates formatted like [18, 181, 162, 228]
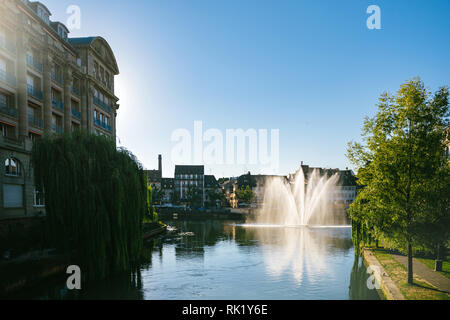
[158, 154, 162, 173]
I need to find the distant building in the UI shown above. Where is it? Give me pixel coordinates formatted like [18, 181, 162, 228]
[204, 175, 221, 208]
[220, 178, 238, 208]
[236, 172, 287, 208]
[145, 154, 162, 189]
[290, 163, 358, 206]
[174, 165, 205, 206]
[160, 178, 174, 204]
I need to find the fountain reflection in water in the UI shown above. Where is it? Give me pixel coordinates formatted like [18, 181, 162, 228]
[255, 167, 341, 226]
[239, 224, 352, 284]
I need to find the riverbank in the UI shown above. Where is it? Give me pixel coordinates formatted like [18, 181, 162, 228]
[0, 251, 68, 297]
[143, 222, 167, 239]
[362, 247, 450, 300]
[158, 208, 247, 220]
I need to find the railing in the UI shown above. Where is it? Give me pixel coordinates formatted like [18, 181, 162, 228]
[0, 69, 16, 87]
[51, 97, 64, 111]
[71, 108, 81, 119]
[28, 115, 44, 128]
[26, 54, 43, 72]
[94, 118, 112, 132]
[52, 124, 64, 134]
[93, 96, 112, 113]
[0, 101, 18, 118]
[51, 71, 64, 86]
[27, 84, 43, 100]
[71, 86, 81, 96]
[0, 38, 16, 55]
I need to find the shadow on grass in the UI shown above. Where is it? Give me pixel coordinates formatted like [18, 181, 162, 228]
[411, 281, 450, 295]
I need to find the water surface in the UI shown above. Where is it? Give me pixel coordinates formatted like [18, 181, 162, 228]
[16, 220, 381, 300]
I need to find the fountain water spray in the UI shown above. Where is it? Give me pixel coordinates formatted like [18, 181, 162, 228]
[256, 167, 340, 226]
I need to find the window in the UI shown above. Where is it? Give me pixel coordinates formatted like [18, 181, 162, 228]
[5, 158, 20, 176]
[29, 132, 41, 142]
[105, 72, 110, 88]
[0, 123, 14, 138]
[0, 58, 6, 73]
[27, 75, 34, 88]
[93, 61, 99, 79]
[3, 184, 23, 208]
[57, 25, 67, 41]
[37, 6, 50, 25]
[33, 188, 45, 207]
[27, 105, 35, 118]
[0, 30, 5, 47]
[0, 92, 6, 107]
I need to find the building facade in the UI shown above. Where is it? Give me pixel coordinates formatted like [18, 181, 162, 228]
[174, 165, 205, 206]
[0, 0, 119, 222]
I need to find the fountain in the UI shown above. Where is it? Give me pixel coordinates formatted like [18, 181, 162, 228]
[255, 166, 341, 226]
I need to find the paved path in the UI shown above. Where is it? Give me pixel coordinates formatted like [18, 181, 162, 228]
[391, 254, 450, 293]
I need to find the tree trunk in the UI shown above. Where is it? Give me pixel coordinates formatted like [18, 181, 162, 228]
[435, 244, 443, 272]
[376, 240, 379, 248]
[408, 243, 413, 284]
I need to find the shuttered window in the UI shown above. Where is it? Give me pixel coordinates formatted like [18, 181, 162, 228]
[3, 184, 23, 208]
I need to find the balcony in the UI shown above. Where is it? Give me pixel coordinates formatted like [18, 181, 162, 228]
[0, 69, 16, 87]
[51, 97, 64, 112]
[71, 108, 81, 119]
[0, 38, 16, 55]
[0, 101, 18, 118]
[93, 96, 112, 113]
[28, 115, 44, 129]
[26, 55, 43, 72]
[71, 86, 81, 96]
[52, 124, 64, 134]
[51, 71, 64, 86]
[94, 118, 112, 132]
[27, 84, 43, 100]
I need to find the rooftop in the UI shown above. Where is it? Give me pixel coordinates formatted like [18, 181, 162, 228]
[175, 165, 205, 175]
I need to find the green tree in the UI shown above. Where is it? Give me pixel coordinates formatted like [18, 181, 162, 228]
[347, 78, 449, 284]
[32, 131, 147, 281]
[186, 186, 203, 209]
[206, 189, 226, 208]
[235, 186, 255, 205]
[146, 184, 158, 222]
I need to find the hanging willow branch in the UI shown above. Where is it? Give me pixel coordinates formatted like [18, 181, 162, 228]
[32, 131, 146, 281]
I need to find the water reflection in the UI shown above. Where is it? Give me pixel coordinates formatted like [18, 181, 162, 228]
[10, 220, 380, 300]
[236, 225, 353, 284]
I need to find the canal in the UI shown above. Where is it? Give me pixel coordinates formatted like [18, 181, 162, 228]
[14, 220, 382, 300]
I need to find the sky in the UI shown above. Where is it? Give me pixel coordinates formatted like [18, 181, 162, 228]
[44, 0, 450, 178]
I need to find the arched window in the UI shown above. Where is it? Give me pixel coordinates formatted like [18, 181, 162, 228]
[5, 158, 20, 176]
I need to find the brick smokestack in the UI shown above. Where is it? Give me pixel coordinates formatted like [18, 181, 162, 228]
[158, 154, 162, 173]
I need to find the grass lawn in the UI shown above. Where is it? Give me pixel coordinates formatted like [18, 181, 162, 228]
[416, 258, 450, 280]
[371, 247, 450, 300]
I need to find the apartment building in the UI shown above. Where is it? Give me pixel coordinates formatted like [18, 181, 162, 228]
[0, 0, 119, 223]
[174, 165, 205, 206]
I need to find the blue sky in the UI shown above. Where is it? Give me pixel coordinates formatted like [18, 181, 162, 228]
[45, 0, 450, 178]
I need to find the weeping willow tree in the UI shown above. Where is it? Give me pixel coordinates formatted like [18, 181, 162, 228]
[145, 182, 158, 222]
[32, 131, 147, 281]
